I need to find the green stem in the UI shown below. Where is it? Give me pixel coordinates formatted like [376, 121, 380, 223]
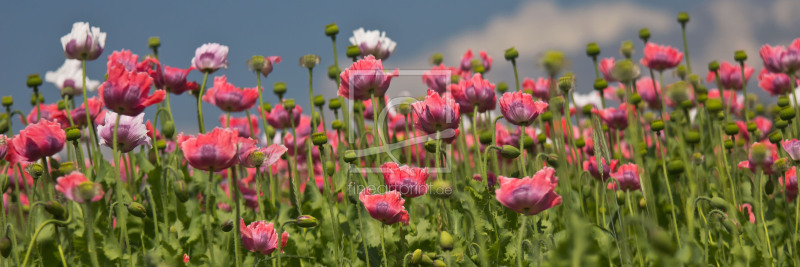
[350, 167, 371, 267]
[756, 170, 774, 262]
[680, 24, 692, 73]
[231, 167, 242, 267]
[739, 61, 749, 121]
[197, 72, 210, 134]
[308, 68, 315, 131]
[319, 145, 341, 267]
[204, 168, 216, 266]
[511, 59, 521, 92]
[519, 125, 528, 177]
[657, 132, 681, 248]
[516, 216, 528, 267]
[380, 224, 388, 267]
[81, 59, 99, 176]
[288, 116, 303, 215]
[471, 107, 484, 180]
[83, 204, 100, 267]
[111, 115, 133, 266]
[371, 90, 381, 165]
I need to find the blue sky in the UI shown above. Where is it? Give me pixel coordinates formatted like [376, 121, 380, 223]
[2, 0, 798, 134]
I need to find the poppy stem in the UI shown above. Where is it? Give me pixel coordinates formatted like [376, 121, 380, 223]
[82, 204, 100, 267]
[511, 59, 521, 92]
[319, 145, 342, 267]
[756, 170, 774, 262]
[81, 59, 99, 177]
[380, 224, 388, 267]
[231, 167, 242, 267]
[516, 215, 528, 266]
[111, 114, 133, 267]
[656, 132, 681, 248]
[680, 23, 692, 73]
[196, 72, 209, 134]
[518, 126, 528, 177]
[371, 91, 381, 165]
[204, 168, 216, 266]
[739, 61, 750, 121]
[472, 106, 484, 181]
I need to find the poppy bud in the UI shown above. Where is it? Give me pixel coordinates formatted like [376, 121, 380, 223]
[0, 236, 10, 258]
[56, 100, 66, 111]
[685, 131, 700, 144]
[709, 197, 729, 212]
[724, 139, 734, 149]
[328, 98, 342, 111]
[325, 162, 335, 176]
[331, 120, 343, 130]
[59, 162, 75, 175]
[299, 54, 321, 69]
[425, 140, 438, 153]
[27, 163, 44, 179]
[148, 36, 161, 49]
[44, 200, 67, 220]
[721, 218, 741, 235]
[780, 107, 796, 121]
[430, 53, 444, 65]
[541, 50, 566, 76]
[327, 65, 341, 81]
[439, 231, 454, 251]
[586, 42, 600, 57]
[676, 65, 687, 80]
[504, 47, 519, 61]
[478, 131, 493, 145]
[630, 93, 642, 106]
[346, 45, 361, 59]
[174, 180, 190, 203]
[639, 197, 647, 209]
[638, 28, 650, 42]
[575, 138, 585, 148]
[273, 82, 287, 97]
[620, 41, 634, 58]
[313, 95, 325, 107]
[324, 23, 339, 37]
[647, 227, 676, 254]
[283, 99, 295, 110]
[777, 96, 790, 108]
[433, 260, 447, 267]
[724, 122, 740, 136]
[155, 139, 166, 151]
[430, 180, 453, 199]
[677, 12, 690, 24]
[616, 191, 625, 204]
[523, 136, 535, 149]
[221, 219, 234, 232]
[734, 50, 747, 62]
[705, 98, 723, 113]
[296, 215, 318, 228]
[541, 111, 552, 122]
[65, 127, 82, 142]
[1, 96, 11, 108]
[471, 59, 485, 74]
[593, 78, 608, 91]
[765, 178, 775, 195]
[708, 61, 720, 72]
[667, 160, 685, 175]
[546, 154, 559, 167]
[422, 254, 434, 265]
[650, 120, 665, 132]
[496, 82, 508, 93]
[127, 202, 148, 218]
[500, 145, 520, 159]
[27, 74, 42, 88]
[535, 134, 545, 145]
[411, 249, 423, 264]
[343, 150, 357, 163]
[776, 119, 788, 130]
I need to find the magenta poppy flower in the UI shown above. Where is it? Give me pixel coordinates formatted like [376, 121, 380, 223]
[221, 115, 259, 138]
[106, 50, 156, 74]
[100, 62, 165, 116]
[380, 162, 429, 198]
[358, 188, 410, 225]
[608, 163, 641, 191]
[760, 39, 800, 73]
[495, 167, 562, 215]
[69, 96, 104, 128]
[56, 172, 104, 203]
[782, 139, 800, 161]
[739, 204, 756, 224]
[202, 76, 259, 112]
[522, 77, 550, 100]
[338, 55, 399, 101]
[473, 172, 498, 189]
[735, 117, 772, 142]
[349, 28, 397, 60]
[594, 104, 630, 130]
[237, 137, 287, 168]
[635, 77, 662, 109]
[264, 103, 302, 130]
[191, 43, 229, 73]
[640, 43, 684, 71]
[26, 103, 65, 125]
[60, 22, 106, 61]
[239, 219, 289, 255]
[6, 120, 66, 164]
[422, 64, 459, 94]
[180, 128, 238, 171]
[583, 156, 619, 181]
[599, 58, 616, 82]
[784, 167, 798, 202]
[412, 90, 461, 135]
[459, 49, 492, 73]
[450, 73, 496, 113]
[150, 64, 199, 95]
[499, 91, 549, 126]
[706, 61, 754, 90]
[97, 111, 151, 153]
[758, 69, 795, 96]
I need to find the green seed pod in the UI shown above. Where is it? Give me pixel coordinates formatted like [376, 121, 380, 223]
[619, 41, 635, 58]
[537, 133, 547, 144]
[313, 95, 325, 107]
[746, 122, 757, 132]
[616, 191, 625, 204]
[496, 81, 508, 93]
[734, 50, 747, 62]
[425, 140, 438, 153]
[1, 96, 12, 107]
[505, 46, 519, 61]
[0, 236, 10, 258]
[500, 145, 520, 159]
[161, 120, 175, 139]
[324, 23, 339, 37]
[650, 120, 665, 132]
[325, 161, 335, 176]
[266, 126, 276, 139]
[0, 120, 7, 134]
[540, 50, 566, 76]
[541, 111, 553, 122]
[429, 179, 453, 199]
[478, 131, 493, 145]
[575, 138, 586, 148]
[775, 119, 788, 130]
[331, 120, 343, 131]
[708, 61, 720, 72]
[768, 131, 783, 144]
[77, 182, 99, 203]
[346, 45, 361, 59]
[780, 107, 796, 121]
[44, 200, 67, 220]
[343, 150, 357, 163]
[755, 104, 764, 115]
[677, 12, 690, 24]
[777, 96, 791, 108]
[705, 98, 723, 113]
[273, 82, 287, 97]
[221, 219, 234, 232]
[127, 202, 148, 218]
[148, 36, 161, 49]
[666, 160, 685, 175]
[723, 139, 734, 150]
[27, 74, 43, 88]
[174, 180, 190, 203]
[709, 197, 729, 212]
[593, 78, 608, 91]
[586, 42, 600, 57]
[638, 28, 650, 42]
[296, 215, 318, 228]
[685, 131, 700, 144]
[282, 99, 295, 111]
[630, 93, 642, 106]
[27, 163, 44, 178]
[724, 122, 740, 136]
[329, 98, 341, 111]
[676, 65, 687, 80]
[439, 231, 454, 251]
[430, 53, 444, 65]
[299, 54, 321, 69]
[59, 162, 75, 175]
[65, 127, 82, 142]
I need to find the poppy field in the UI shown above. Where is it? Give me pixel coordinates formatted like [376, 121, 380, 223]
[2, 10, 800, 267]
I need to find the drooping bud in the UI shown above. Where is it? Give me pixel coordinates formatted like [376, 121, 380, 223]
[44, 200, 67, 220]
[478, 131, 493, 145]
[433, 260, 447, 267]
[325, 161, 335, 176]
[0, 236, 10, 258]
[439, 231, 454, 251]
[296, 215, 319, 228]
[500, 145, 521, 159]
[504, 47, 519, 61]
[324, 23, 339, 37]
[127, 202, 148, 218]
[162, 121, 175, 139]
[173, 180, 190, 203]
[411, 249, 423, 264]
[221, 219, 234, 232]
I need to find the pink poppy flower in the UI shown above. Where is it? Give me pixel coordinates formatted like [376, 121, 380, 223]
[757, 69, 795, 96]
[55, 172, 104, 203]
[784, 167, 798, 202]
[358, 188, 410, 225]
[640, 43, 683, 71]
[583, 156, 619, 181]
[150, 64, 199, 95]
[783, 139, 800, 161]
[459, 49, 492, 73]
[69, 96, 105, 128]
[338, 55, 399, 101]
[251, 56, 282, 78]
[636, 77, 662, 109]
[202, 76, 259, 112]
[599, 58, 616, 82]
[221, 115, 259, 138]
[237, 137, 288, 168]
[0, 135, 6, 160]
[239, 219, 289, 255]
[26, 103, 65, 125]
[759, 39, 800, 73]
[495, 167, 562, 215]
[100, 62, 165, 116]
[180, 128, 238, 171]
[264, 103, 302, 130]
[498, 91, 548, 126]
[706, 61, 754, 90]
[191, 43, 229, 73]
[593, 104, 630, 130]
[97, 111, 151, 153]
[522, 77, 550, 100]
[608, 163, 641, 191]
[737, 142, 778, 175]
[412, 90, 461, 135]
[450, 73, 496, 113]
[380, 162, 429, 198]
[106, 50, 156, 74]
[422, 64, 459, 94]
[738, 203, 755, 224]
[707, 89, 744, 115]
[6, 120, 66, 164]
